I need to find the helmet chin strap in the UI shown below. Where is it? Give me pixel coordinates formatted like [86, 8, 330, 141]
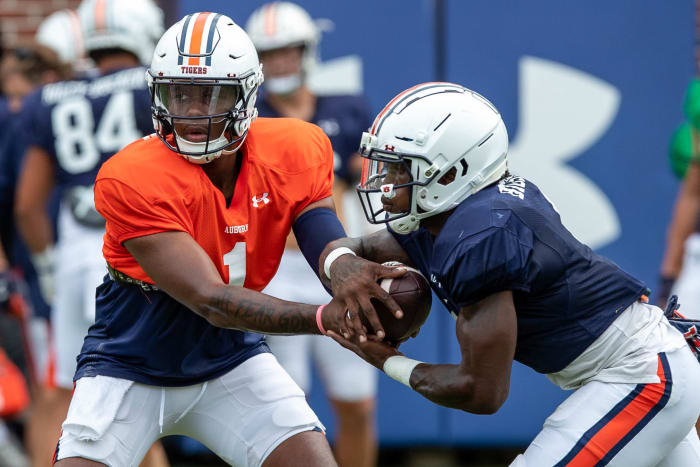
[389, 214, 420, 235]
[265, 73, 303, 95]
[174, 134, 230, 164]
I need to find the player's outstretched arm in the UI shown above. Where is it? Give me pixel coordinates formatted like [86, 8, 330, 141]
[328, 290, 517, 414]
[319, 230, 414, 340]
[659, 159, 700, 304]
[123, 231, 347, 335]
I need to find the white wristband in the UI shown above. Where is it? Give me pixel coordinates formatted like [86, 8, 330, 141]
[383, 355, 423, 388]
[323, 247, 356, 280]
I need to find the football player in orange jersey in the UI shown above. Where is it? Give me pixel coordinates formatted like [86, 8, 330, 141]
[53, 12, 402, 467]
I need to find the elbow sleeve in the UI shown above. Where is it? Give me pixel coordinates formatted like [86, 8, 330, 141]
[292, 207, 346, 281]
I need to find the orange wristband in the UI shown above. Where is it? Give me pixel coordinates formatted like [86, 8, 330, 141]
[316, 305, 327, 335]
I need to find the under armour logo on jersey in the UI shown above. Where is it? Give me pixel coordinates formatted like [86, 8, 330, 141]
[252, 193, 270, 208]
[384, 144, 395, 151]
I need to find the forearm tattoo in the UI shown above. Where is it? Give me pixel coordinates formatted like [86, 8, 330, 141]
[205, 287, 318, 335]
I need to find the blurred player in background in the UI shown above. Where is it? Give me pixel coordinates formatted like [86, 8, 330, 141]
[53, 11, 400, 467]
[659, 79, 700, 316]
[13, 1, 168, 465]
[658, 78, 700, 437]
[0, 41, 70, 467]
[35, 8, 93, 77]
[0, 242, 31, 467]
[324, 83, 700, 466]
[246, 3, 378, 466]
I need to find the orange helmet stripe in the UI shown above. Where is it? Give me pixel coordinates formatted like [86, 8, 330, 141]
[264, 3, 276, 37]
[67, 9, 84, 58]
[94, 0, 107, 31]
[188, 12, 211, 65]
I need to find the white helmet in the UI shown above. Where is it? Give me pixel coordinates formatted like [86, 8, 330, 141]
[36, 9, 86, 66]
[77, 0, 164, 65]
[357, 82, 509, 234]
[147, 13, 264, 164]
[245, 2, 319, 94]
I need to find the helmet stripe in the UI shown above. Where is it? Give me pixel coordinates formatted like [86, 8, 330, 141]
[94, 0, 106, 31]
[370, 83, 428, 135]
[188, 12, 211, 65]
[370, 82, 464, 135]
[67, 10, 84, 58]
[204, 13, 222, 66]
[264, 3, 277, 37]
[177, 14, 194, 65]
[199, 13, 216, 54]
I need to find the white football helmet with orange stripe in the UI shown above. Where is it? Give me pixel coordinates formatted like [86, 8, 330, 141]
[357, 83, 509, 234]
[77, 0, 163, 65]
[147, 12, 264, 163]
[245, 2, 319, 94]
[36, 9, 90, 71]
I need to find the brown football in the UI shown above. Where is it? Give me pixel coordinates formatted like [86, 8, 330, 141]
[362, 262, 432, 343]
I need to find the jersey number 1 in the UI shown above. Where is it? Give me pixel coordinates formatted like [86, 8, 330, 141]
[223, 243, 246, 286]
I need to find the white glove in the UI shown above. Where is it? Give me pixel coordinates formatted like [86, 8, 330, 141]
[32, 246, 55, 305]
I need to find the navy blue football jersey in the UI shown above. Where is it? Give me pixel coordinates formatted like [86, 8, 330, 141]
[390, 175, 647, 374]
[257, 93, 371, 183]
[76, 277, 269, 386]
[20, 67, 152, 226]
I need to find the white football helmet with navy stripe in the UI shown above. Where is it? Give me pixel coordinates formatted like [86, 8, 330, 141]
[357, 82, 509, 234]
[147, 12, 264, 163]
[77, 0, 163, 65]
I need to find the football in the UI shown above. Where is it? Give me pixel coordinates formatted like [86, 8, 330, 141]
[362, 262, 432, 343]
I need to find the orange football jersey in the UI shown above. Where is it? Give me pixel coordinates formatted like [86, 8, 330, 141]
[95, 117, 334, 291]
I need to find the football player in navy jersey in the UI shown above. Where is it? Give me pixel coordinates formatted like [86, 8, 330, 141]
[322, 83, 700, 466]
[13, 1, 168, 466]
[245, 4, 379, 466]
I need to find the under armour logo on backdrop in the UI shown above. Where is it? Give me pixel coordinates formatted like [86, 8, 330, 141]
[252, 193, 270, 208]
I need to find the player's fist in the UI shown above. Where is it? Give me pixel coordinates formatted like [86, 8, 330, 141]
[321, 298, 355, 340]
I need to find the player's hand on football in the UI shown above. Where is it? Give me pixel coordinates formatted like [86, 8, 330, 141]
[321, 298, 358, 341]
[328, 254, 406, 340]
[327, 329, 401, 370]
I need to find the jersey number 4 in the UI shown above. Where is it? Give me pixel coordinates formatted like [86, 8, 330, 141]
[51, 91, 140, 174]
[223, 243, 246, 286]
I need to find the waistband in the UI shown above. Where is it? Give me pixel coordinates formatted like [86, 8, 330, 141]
[106, 263, 160, 292]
